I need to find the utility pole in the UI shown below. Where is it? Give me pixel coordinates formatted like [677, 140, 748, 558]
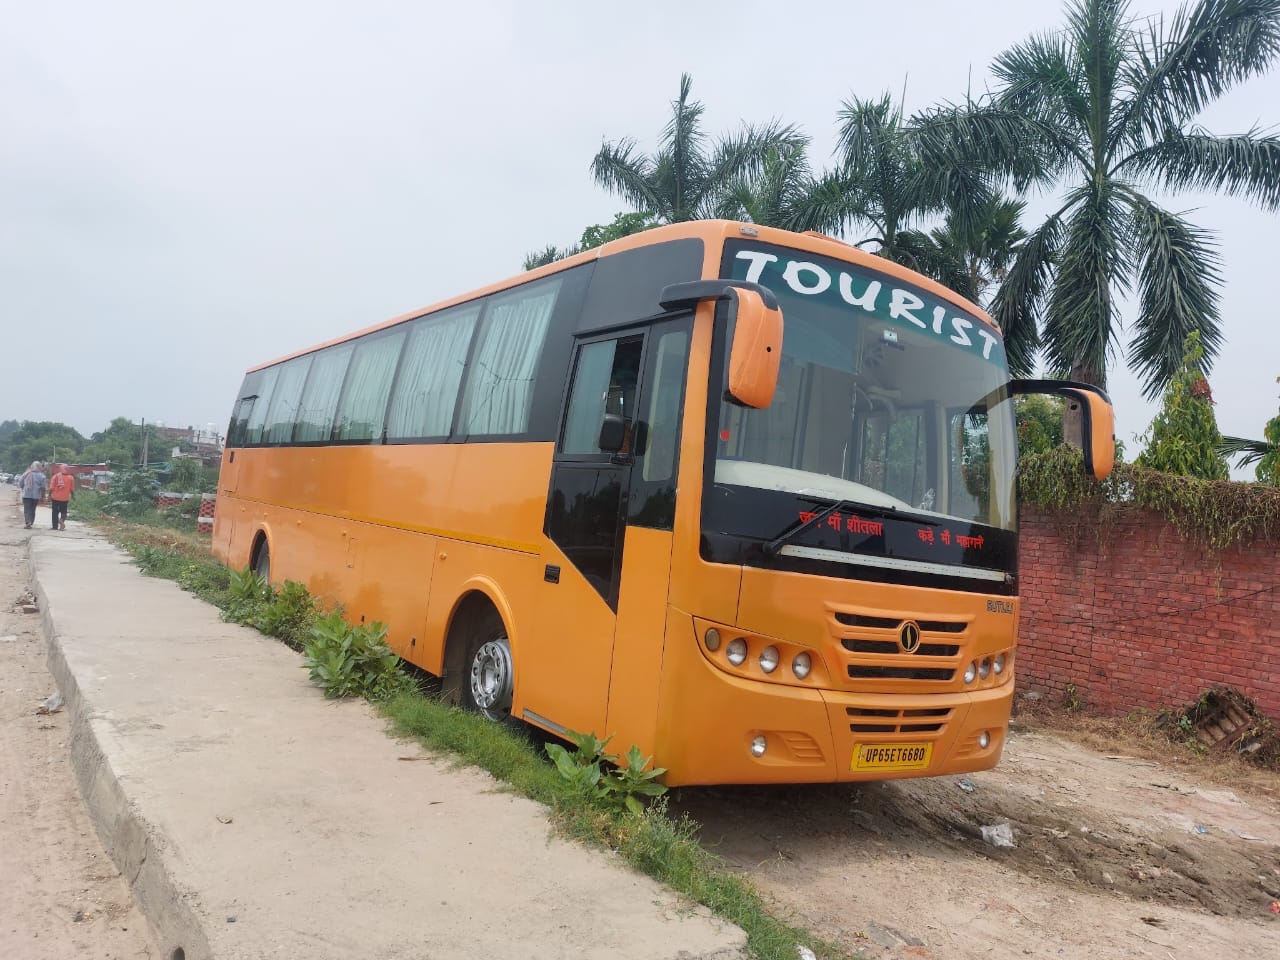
[140, 418, 148, 467]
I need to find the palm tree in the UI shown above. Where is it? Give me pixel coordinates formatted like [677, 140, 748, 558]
[926, 197, 1029, 307]
[713, 141, 817, 228]
[1220, 377, 1280, 482]
[916, 0, 1280, 391]
[795, 93, 996, 272]
[591, 74, 805, 223]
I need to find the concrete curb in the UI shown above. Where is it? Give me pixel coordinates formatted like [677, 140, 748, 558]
[33, 538, 211, 960]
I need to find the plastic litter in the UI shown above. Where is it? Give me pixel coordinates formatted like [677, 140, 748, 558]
[36, 691, 64, 715]
[980, 823, 1015, 848]
[1194, 825, 1209, 835]
[957, 778, 976, 793]
[796, 947, 817, 960]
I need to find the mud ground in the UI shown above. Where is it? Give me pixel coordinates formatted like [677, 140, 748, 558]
[0, 491, 158, 959]
[675, 725, 1280, 958]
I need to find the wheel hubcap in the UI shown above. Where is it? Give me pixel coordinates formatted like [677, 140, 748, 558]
[469, 638, 513, 721]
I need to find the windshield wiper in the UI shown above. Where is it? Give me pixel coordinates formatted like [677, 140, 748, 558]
[762, 499, 856, 558]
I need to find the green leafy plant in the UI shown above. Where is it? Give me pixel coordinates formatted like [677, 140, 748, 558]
[302, 612, 411, 701]
[545, 730, 667, 815]
[1136, 332, 1228, 481]
[102, 468, 162, 517]
[251, 579, 317, 649]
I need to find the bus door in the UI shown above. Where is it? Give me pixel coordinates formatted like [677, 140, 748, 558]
[531, 318, 692, 747]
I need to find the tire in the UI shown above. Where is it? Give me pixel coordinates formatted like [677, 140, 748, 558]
[252, 540, 271, 583]
[461, 608, 514, 723]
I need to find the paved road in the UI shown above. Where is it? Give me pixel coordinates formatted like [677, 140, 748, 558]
[23, 495, 745, 960]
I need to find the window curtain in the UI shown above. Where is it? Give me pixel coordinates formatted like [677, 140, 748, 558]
[264, 356, 313, 444]
[458, 279, 561, 435]
[295, 345, 354, 442]
[334, 332, 405, 441]
[387, 305, 480, 439]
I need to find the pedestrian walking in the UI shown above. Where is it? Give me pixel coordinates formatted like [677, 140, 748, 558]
[19, 460, 47, 529]
[49, 463, 75, 530]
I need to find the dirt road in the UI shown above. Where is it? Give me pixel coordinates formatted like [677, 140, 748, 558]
[676, 722, 1280, 958]
[0, 489, 157, 959]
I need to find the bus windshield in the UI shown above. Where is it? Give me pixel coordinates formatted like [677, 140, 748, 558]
[707, 241, 1017, 580]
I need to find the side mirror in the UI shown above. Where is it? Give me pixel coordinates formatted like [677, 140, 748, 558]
[598, 414, 626, 453]
[1009, 379, 1116, 480]
[725, 287, 783, 409]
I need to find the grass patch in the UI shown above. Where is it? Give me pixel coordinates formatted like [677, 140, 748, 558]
[74, 505, 854, 960]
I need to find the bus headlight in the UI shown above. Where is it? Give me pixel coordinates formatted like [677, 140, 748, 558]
[978, 658, 992, 679]
[750, 735, 767, 757]
[978, 730, 991, 749]
[993, 653, 1007, 675]
[704, 628, 721, 651]
[791, 652, 812, 680]
[963, 661, 977, 684]
[726, 638, 748, 666]
[758, 646, 779, 674]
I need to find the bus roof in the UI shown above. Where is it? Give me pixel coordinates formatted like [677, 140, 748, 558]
[248, 220, 999, 373]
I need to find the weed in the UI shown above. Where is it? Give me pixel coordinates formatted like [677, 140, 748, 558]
[302, 612, 414, 701]
[546, 731, 667, 815]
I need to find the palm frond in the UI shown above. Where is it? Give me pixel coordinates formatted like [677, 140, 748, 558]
[703, 121, 808, 217]
[1121, 190, 1224, 399]
[1042, 183, 1130, 385]
[990, 213, 1064, 376]
[994, 29, 1090, 135]
[662, 73, 708, 220]
[1121, 125, 1280, 209]
[911, 100, 1075, 191]
[590, 140, 661, 216]
[1217, 435, 1276, 466]
[1121, 0, 1280, 143]
[785, 168, 869, 237]
[1065, 0, 1126, 148]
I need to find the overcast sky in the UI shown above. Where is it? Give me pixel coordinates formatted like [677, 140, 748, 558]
[2, 0, 1277, 469]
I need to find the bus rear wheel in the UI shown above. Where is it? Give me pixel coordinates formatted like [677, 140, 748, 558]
[463, 610, 514, 722]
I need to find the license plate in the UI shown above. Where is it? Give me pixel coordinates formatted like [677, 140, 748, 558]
[851, 742, 933, 772]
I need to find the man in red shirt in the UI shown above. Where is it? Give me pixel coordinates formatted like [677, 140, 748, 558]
[49, 464, 75, 531]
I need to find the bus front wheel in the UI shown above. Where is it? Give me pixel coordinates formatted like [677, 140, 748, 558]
[463, 610, 514, 722]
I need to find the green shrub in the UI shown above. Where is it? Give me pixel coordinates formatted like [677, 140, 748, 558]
[302, 612, 412, 701]
[545, 730, 667, 815]
[103, 468, 162, 516]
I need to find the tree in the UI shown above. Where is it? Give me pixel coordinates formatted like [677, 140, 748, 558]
[1220, 377, 1280, 484]
[591, 73, 804, 224]
[712, 141, 817, 228]
[796, 92, 997, 276]
[917, 0, 1280, 391]
[0, 421, 86, 473]
[522, 211, 660, 271]
[1136, 332, 1228, 479]
[1015, 395, 1066, 458]
[925, 197, 1029, 307]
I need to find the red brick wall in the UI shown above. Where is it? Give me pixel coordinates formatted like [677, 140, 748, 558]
[1017, 506, 1280, 720]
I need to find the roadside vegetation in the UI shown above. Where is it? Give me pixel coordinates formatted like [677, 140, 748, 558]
[68, 497, 848, 960]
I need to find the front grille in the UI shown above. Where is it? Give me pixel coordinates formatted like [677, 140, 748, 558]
[847, 706, 951, 734]
[842, 639, 960, 657]
[849, 665, 954, 681]
[830, 606, 970, 689]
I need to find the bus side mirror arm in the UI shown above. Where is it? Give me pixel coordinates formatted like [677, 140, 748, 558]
[1008, 379, 1116, 481]
[658, 281, 784, 409]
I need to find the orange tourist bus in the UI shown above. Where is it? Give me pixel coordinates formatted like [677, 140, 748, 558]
[213, 220, 1113, 786]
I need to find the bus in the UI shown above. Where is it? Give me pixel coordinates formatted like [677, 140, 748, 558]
[213, 220, 1114, 786]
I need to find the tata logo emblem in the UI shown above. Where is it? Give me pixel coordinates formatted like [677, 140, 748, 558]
[899, 621, 922, 654]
